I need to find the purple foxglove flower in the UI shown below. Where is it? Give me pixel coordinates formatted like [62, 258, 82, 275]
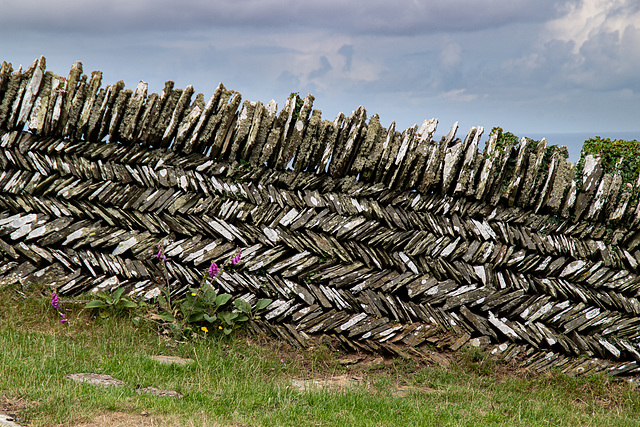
[208, 262, 219, 277]
[156, 248, 166, 261]
[231, 250, 242, 265]
[60, 313, 67, 323]
[51, 292, 60, 310]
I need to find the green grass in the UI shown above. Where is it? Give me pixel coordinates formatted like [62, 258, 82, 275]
[1, 283, 640, 426]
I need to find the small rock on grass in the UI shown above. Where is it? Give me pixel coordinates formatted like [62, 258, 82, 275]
[0, 414, 23, 427]
[65, 373, 125, 387]
[135, 387, 183, 398]
[149, 355, 194, 366]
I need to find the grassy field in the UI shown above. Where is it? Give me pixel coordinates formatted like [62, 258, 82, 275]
[1, 283, 640, 426]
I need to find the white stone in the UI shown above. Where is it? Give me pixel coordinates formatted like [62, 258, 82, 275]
[585, 307, 600, 320]
[488, 311, 519, 339]
[474, 265, 486, 285]
[10, 224, 32, 240]
[339, 313, 368, 331]
[560, 260, 586, 277]
[378, 324, 403, 337]
[62, 228, 85, 246]
[279, 208, 299, 227]
[598, 338, 621, 358]
[449, 284, 477, 297]
[263, 227, 279, 242]
[582, 154, 599, 190]
[398, 252, 419, 274]
[440, 236, 461, 258]
[112, 236, 138, 256]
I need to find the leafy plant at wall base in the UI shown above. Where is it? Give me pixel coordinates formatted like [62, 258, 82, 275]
[153, 248, 272, 338]
[85, 288, 138, 319]
[157, 283, 272, 337]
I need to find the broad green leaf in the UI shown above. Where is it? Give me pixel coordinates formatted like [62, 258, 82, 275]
[94, 292, 110, 302]
[112, 287, 125, 302]
[85, 300, 108, 309]
[188, 312, 205, 323]
[203, 314, 217, 323]
[233, 298, 251, 314]
[219, 311, 237, 325]
[119, 300, 138, 309]
[215, 294, 232, 306]
[255, 298, 273, 310]
[236, 315, 249, 323]
[203, 288, 217, 304]
[223, 327, 232, 335]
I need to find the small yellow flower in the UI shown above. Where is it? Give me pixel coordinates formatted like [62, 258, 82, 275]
[191, 292, 197, 296]
[218, 326, 223, 330]
[201, 326, 208, 333]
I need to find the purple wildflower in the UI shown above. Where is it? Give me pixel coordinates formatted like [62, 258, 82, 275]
[208, 262, 219, 277]
[60, 313, 67, 323]
[51, 292, 60, 310]
[156, 247, 167, 261]
[231, 250, 242, 265]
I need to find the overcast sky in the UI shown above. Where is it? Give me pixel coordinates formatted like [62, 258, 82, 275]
[1, 0, 639, 160]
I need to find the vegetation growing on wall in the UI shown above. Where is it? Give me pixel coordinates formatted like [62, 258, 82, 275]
[490, 127, 519, 149]
[581, 137, 640, 185]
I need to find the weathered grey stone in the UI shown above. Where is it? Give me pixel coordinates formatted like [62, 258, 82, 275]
[0, 64, 23, 129]
[517, 138, 547, 207]
[16, 56, 46, 128]
[474, 132, 498, 200]
[66, 373, 125, 387]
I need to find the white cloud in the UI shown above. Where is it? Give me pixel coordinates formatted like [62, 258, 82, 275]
[547, 0, 640, 52]
[440, 41, 462, 69]
[439, 89, 479, 102]
[499, 0, 640, 92]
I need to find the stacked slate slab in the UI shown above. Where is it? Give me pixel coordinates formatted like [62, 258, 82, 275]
[2, 56, 640, 377]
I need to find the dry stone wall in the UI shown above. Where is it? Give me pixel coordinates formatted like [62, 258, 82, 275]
[2, 56, 640, 376]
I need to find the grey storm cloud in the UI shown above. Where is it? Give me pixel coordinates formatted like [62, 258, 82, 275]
[2, 0, 565, 35]
[497, 2, 640, 95]
[576, 24, 640, 92]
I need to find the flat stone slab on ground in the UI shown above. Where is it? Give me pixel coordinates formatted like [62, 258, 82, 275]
[290, 375, 367, 392]
[0, 414, 23, 427]
[65, 373, 125, 387]
[149, 355, 194, 365]
[135, 386, 183, 398]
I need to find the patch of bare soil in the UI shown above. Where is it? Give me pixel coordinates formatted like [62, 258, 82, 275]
[247, 334, 456, 397]
[69, 411, 227, 427]
[246, 333, 560, 399]
[70, 412, 166, 427]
